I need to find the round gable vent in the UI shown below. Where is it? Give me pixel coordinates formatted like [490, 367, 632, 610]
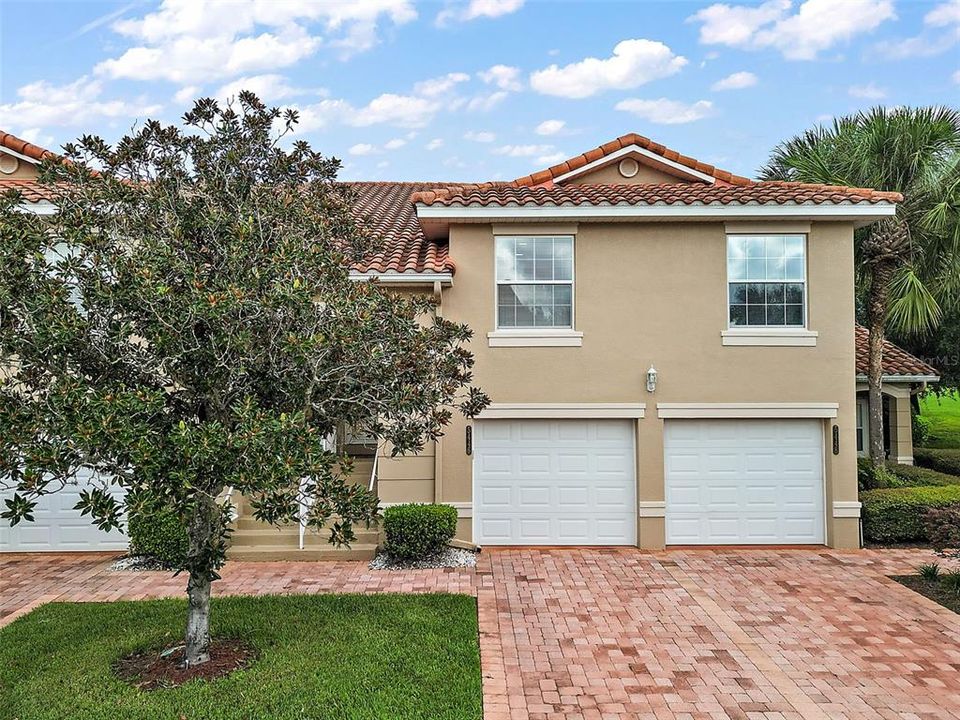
[0, 154, 20, 175]
[618, 157, 639, 178]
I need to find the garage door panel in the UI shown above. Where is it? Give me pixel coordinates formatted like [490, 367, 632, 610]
[474, 419, 636, 546]
[665, 419, 824, 545]
[1, 472, 127, 552]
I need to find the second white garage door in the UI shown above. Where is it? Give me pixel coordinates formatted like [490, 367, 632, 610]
[664, 419, 825, 545]
[473, 419, 636, 545]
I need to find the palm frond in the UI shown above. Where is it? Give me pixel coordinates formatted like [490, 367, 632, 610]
[886, 265, 942, 336]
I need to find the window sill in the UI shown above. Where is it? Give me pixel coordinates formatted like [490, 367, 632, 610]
[721, 328, 818, 347]
[487, 330, 583, 347]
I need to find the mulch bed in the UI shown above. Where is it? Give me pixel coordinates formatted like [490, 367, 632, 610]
[892, 575, 960, 614]
[114, 638, 257, 690]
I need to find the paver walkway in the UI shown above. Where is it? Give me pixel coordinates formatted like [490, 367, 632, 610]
[2, 547, 959, 719]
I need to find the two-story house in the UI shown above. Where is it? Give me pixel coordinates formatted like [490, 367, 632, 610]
[0, 131, 939, 555]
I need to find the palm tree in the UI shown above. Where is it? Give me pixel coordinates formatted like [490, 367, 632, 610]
[761, 106, 960, 465]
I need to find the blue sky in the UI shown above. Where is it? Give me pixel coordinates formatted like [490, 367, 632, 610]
[1, 0, 957, 182]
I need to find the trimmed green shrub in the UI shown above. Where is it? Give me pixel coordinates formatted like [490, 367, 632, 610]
[383, 503, 458, 560]
[128, 509, 189, 566]
[913, 413, 932, 448]
[924, 506, 960, 553]
[857, 457, 898, 490]
[861, 485, 960, 544]
[885, 462, 960, 487]
[915, 448, 960, 478]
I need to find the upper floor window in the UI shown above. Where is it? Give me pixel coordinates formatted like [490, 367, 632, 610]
[496, 236, 573, 329]
[727, 234, 806, 327]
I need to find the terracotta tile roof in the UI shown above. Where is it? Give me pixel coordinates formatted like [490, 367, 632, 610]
[0, 179, 57, 202]
[410, 182, 902, 207]
[0, 131, 58, 163]
[511, 132, 754, 188]
[855, 325, 939, 379]
[347, 182, 455, 275]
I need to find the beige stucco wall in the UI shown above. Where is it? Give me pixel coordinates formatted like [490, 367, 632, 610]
[434, 220, 861, 549]
[565, 161, 685, 186]
[0, 151, 40, 179]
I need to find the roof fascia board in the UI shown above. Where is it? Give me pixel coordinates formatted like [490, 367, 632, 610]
[17, 201, 57, 215]
[416, 203, 898, 222]
[855, 373, 940, 383]
[551, 145, 717, 185]
[0, 146, 42, 165]
[349, 272, 453, 285]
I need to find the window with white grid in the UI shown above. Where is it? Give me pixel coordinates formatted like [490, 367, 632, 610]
[727, 234, 806, 327]
[496, 236, 574, 329]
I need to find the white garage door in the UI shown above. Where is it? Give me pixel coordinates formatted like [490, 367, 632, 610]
[473, 419, 636, 545]
[664, 419, 824, 545]
[0, 472, 127, 552]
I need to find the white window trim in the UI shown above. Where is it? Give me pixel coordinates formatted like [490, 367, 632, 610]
[493, 234, 576, 343]
[856, 396, 869, 457]
[725, 233, 811, 339]
[478, 403, 645, 419]
[657, 402, 838, 419]
[721, 328, 819, 346]
[487, 329, 583, 347]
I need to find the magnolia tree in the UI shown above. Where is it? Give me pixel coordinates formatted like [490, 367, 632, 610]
[0, 94, 488, 666]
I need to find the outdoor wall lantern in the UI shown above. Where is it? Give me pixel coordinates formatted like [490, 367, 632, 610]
[646, 365, 658, 393]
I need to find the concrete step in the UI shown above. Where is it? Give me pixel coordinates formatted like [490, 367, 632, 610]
[230, 526, 382, 547]
[226, 543, 378, 562]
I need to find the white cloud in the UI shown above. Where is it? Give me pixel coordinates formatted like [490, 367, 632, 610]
[710, 71, 757, 91]
[848, 83, 887, 99]
[173, 85, 201, 104]
[463, 91, 509, 112]
[96, 0, 416, 82]
[349, 143, 378, 156]
[689, 0, 896, 60]
[535, 119, 566, 135]
[215, 74, 313, 102]
[874, 0, 959, 58]
[493, 143, 555, 157]
[530, 39, 687, 99]
[16, 128, 55, 147]
[414, 72, 471, 97]
[0, 75, 162, 130]
[436, 0, 524, 25]
[478, 64, 523, 91]
[384, 137, 407, 150]
[350, 93, 438, 127]
[615, 98, 715, 125]
[464, 130, 496, 142]
[927, 0, 960, 27]
[535, 152, 567, 165]
[954, 69, 960, 83]
[426, 138, 444, 150]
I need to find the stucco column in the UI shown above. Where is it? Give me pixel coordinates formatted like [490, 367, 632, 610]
[887, 392, 914, 464]
[637, 414, 666, 550]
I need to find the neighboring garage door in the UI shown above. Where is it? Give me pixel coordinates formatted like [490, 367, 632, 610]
[664, 419, 824, 545]
[0, 472, 127, 552]
[473, 419, 636, 545]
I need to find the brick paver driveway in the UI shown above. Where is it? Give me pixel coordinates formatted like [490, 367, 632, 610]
[2, 548, 959, 719]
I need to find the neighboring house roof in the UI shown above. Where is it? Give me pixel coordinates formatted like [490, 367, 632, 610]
[0, 130, 58, 163]
[855, 325, 940, 380]
[409, 182, 901, 208]
[348, 182, 454, 275]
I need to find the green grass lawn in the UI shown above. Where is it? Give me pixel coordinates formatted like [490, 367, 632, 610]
[920, 392, 960, 449]
[0, 594, 482, 720]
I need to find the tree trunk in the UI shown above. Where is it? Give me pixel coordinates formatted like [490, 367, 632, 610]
[184, 492, 218, 666]
[867, 260, 896, 467]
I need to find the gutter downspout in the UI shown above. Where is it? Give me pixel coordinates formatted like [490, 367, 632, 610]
[433, 280, 444, 506]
